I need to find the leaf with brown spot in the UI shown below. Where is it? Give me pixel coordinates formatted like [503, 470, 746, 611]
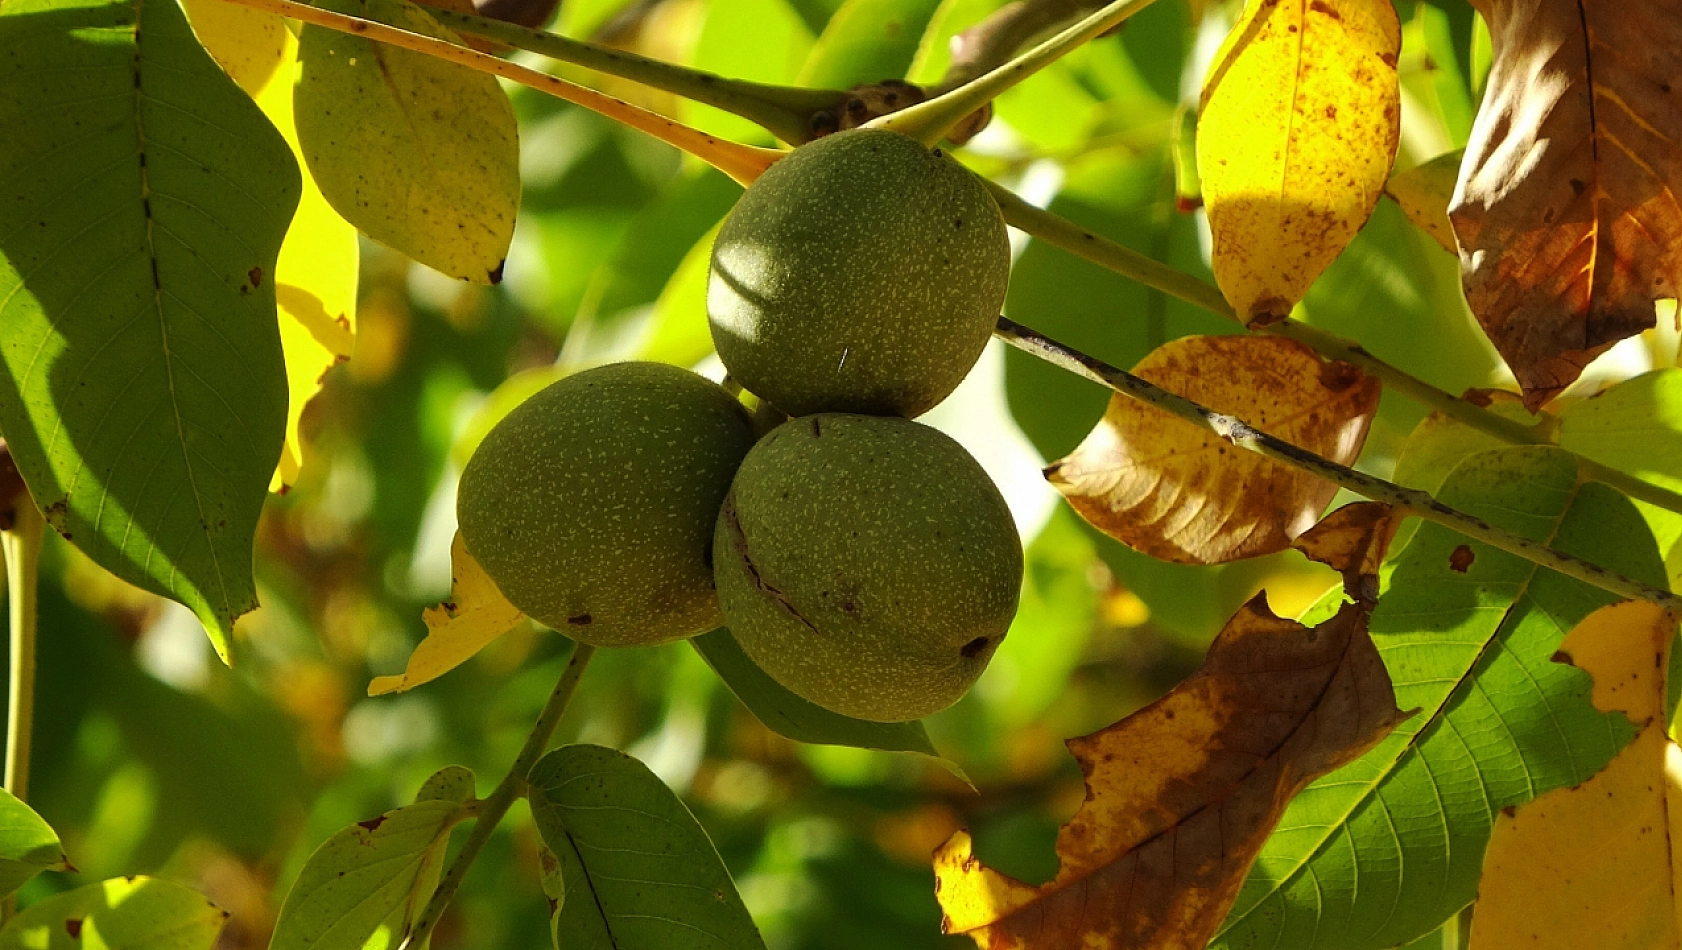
[1197, 0, 1402, 325]
[368, 532, 524, 696]
[933, 503, 1408, 950]
[1450, 0, 1682, 409]
[1046, 336, 1381, 564]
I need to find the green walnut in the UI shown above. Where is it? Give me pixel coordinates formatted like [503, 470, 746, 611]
[708, 128, 1010, 418]
[457, 361, 755, 648]
[713, 414, 1023, 721]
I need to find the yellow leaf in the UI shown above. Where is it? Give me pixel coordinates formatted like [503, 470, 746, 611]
[1384, 149, 1462, 255]
[295, 0, 521, 284]
[182, 3, 360, 493]
[369, 533, 526, 696]
[936, 504, 1408, 950]
[1197, 0, 1401, 325]
[1046, 336, 1380, 564]
[1469, 601, 1682, 950]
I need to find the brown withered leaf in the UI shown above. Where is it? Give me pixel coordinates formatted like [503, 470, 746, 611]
[1045, 335, 1380, 564]
[1451, 0, 1682, 410]
[934, 503, 1408, 950]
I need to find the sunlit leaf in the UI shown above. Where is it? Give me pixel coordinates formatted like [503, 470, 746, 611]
[1390, 370, 1682, 583]
[1047, 335, 1380, 564]
[935, 503, 1407, 950]
[1450, 0, 1682, 409]
[0, 877, 226, 950]
[0, 0, 299, 660]
[183, 0, 360, 494]
[528, 744, 768, 950]
[1198, 0, 1401, 324]
[1469, 601, 1682, 950]
[1557, 368, 1682, 574]
[1215, 446, 1668, 950]
[370, 532, 525, 695]
[1384, 149, 1462, 255]
[296, 0, 519, 284]
[691, 627, 941, 757]
[0, 789, 69, 900]
[269, 784, 471, 950]
[798, 0, 943, 90]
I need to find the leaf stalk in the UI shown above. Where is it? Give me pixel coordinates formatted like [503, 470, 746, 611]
[987, 183, 1682, 518]
[211, 0, 783, 184]
[994, 316, 1682, 611]
[2, 492, 40, 805]
[404, 642, 596, 950]
[870, 0, 1158, 146]
[413, 4, 846, 145]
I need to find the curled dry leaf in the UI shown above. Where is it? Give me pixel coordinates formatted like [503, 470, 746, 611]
[368, 532, 524, 696]
[1198, 0, 1401, 325]
[934, 502, 1409, 950]
[1046, 335, 1381, 564]
[1451, 0, 1682, 409]
[1468, 601, 1682, 950]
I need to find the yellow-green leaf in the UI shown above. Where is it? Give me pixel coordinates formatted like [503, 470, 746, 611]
[295, 0, 519, 284]
[1384, 149, 1463, 255]
[0, 877, 226, 950]
[185, 0, 360, 493]
[1468, 601, 1682, 950]
[1198, 0, 1401, 325]
[369, 532, 524, 695]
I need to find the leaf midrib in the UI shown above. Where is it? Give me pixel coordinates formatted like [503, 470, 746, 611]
[1217, 484, 1580, 945]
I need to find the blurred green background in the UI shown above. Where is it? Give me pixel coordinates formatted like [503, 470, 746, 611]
[14, 0, 1676, 947]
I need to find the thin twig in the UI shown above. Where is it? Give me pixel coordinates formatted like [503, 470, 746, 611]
[413, 4, 845, 145]
[870, 0, 1158, 145]
[404, 643, 597, 950]
[213, 0, 782, 185]
[986, 183, 1682, 518]
[994, 316, 1682, 610]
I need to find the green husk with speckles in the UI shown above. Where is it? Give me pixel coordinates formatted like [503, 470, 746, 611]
[708, 129, 1010, 418]
[459, 362, 755, 647]
[714, 414, 1022, 721]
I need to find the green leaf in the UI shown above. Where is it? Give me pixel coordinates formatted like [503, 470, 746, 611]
[1558, 368, 1682, 581]
[798, 0, 944, 90]
[563, 167, 740, 367]
[0, 877, 226, 950]
[0, 0, 299, 660]
[636, 223, 722, 370]
[0, 788, 68, 899]
[268, 792, 470, 950]
[691, 628, 941, 757]
[905, 0, 1005, 84]
[295, 0, 519, 283]
[527, 744, 768, 950]
[685, 0, 815, 142]
[414, 764, 476, 805]
[1215, 446, 1668, 950]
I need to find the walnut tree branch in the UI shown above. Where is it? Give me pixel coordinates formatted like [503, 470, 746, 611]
[994, 317, 1682, 610]
[986, 183, 1682, 519]
[213, 0, 782, 184]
